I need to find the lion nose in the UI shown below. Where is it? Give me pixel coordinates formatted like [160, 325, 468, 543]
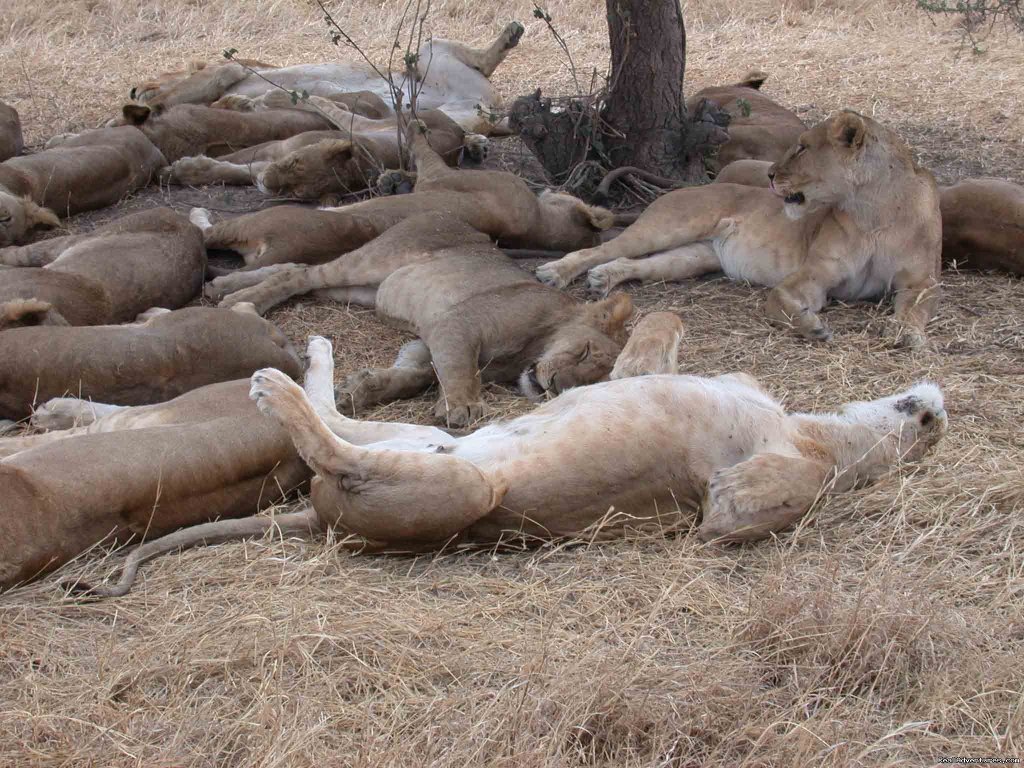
[767, 170, 776, 181]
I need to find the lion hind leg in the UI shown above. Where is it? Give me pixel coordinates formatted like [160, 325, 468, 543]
[610, 311, 685, 379]
[250, 367, 502, 544]
[698, 453, 831, 543]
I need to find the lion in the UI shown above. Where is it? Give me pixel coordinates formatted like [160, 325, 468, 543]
[0, 126, 167, 246]
[0, 100, 22, 161]
[688, 72, 806, 168]
[0, 208, 205, 328]
[67, 335, 948, 598]
[0, 304, 300, 420]
[191, 120, 614, 268]
[114, 102, 334, 163]
[715, 161, 1024, 276]
[0, 379, 311, 589]
[211, 88, 391, 119]
[130, 22, 526, 133]
[167, 102, 482, 203]
[939, 178, 1024, 274]
[537, 111, 942, 348]
[207, 213, 632, 427]
[610, 312, 685, 380]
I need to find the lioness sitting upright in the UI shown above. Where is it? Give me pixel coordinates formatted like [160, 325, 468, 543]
[193, 120, 614, 267]
[209, 214, 632, 427]
[0, 126, 167, 246]
[70, 336, 948, 598]
[537, 111, 942, 348]
[0, 208, 205, 328]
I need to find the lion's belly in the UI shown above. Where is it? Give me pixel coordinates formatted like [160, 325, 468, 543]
[453, 375, 788, 541]
[713, 215, 806, 286]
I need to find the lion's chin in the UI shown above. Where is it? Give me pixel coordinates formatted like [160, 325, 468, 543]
[783, 201, 808, 221]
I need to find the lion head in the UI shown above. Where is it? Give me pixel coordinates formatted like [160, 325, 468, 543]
[0, 191, 60, 247]
[534, 190, 616, 252]
[839, 381, 947, 463]
[768, 110, 892, 220]
[257, 139, 364, 201]
[520, 292, 633, 398]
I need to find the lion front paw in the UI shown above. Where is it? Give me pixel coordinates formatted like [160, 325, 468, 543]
[503, 21, 526, 49]
[434, 398, 486, 428]
[336, 368, 393, 414]
[536, 259, 579, 290]
[169, 156, 218, 186]
[586, 263, 628, 297]
[376, 169, 417, 196]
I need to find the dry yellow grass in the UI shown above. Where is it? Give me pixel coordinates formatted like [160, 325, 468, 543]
[1, 1, 1023, 766]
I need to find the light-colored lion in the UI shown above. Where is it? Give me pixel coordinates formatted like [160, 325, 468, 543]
[71, 336, 947, 598]
[0, 305, 300, 420]
[130, 22, 526, 133]
[192, 120, 614, 267]
[167, 101, 481, 203]
[209, 214, 633, 427]
[0, 126, 167, 246]
[0, 208, 205, 328]
[537, 111, 942, 348]
[716, 161, 1024, 276]
[688, 72, 805, 168]
[0, 379, 310, 589]
[0, 100, 23, 161]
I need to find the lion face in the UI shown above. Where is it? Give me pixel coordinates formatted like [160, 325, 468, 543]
[840, 381, 947, 462]
[519, 293, 633, 399]
[536, 191, 615, 251]
[768, 111, 870, 220]
[0, 191, 59, 247]
[257, 140, 359, 201]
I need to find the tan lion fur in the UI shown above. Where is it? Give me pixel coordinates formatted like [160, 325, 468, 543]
[209, 214, 632, 427]
[0, 208, 205, 328]
[72, 337, 947, 598]
[194, 120, 613, 268]
[0, 100, 23, 162]
[0, 126, 166, 246]
[538, 111, 942, 348]
[0, 305, 301, 420]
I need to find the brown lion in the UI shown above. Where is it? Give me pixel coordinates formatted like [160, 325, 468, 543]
[0, 208, 205, 328]
[208, 214, 633, 427]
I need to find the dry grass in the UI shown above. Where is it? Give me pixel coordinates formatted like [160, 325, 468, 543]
[2, 1, 1024, 766]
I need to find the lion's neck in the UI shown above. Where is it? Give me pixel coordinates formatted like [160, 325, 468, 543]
[0, 165, 33, 199]
[835, 144, 916, 231]
[790, 414, 897, 491]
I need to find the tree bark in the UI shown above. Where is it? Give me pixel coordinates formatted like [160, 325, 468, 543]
[603, 0, 703, 181]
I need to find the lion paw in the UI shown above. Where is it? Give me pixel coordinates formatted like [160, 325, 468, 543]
[249, 368, 301, 420]
[31, 398, 93, 430]
[462, 133, 489, 164]
[169, 156, 219, 186]
[503, 21, 526, 49]
[376, 169, 416, 196]
[535, 259, 578, 290]
[211, 94, 258, 112]
[434, 398, 486, 428]
[336, 368, 392, 413]
[586, 263, 626, 297]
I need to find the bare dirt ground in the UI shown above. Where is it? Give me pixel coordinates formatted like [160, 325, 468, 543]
[1, 1, 1023, 766]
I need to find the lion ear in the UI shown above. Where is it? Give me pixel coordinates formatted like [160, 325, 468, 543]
[577, 202, 615, 231]
[321, 139, 354, 161]
[122, 103, 153, 125]
[22, 199, 60, 230]
[587, 292, 634, 332]
[831, 111, 866, 150]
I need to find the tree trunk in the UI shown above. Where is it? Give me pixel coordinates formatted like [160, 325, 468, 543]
[603, 0, 702, 181]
